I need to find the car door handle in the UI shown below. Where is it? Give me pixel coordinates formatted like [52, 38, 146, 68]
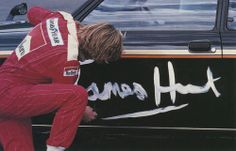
[188, 40, 215, 53]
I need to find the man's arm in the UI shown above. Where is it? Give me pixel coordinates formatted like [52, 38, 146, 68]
[27, 6, 53, 25]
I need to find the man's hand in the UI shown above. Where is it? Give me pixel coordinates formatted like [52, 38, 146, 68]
[82, 106, 97, 122]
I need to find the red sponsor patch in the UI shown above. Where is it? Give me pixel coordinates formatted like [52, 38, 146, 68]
[63, 66, 78, 76]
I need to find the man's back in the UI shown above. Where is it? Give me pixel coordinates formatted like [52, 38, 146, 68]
[0, 7, 80, 86]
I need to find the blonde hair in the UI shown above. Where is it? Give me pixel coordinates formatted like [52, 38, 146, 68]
[78, 23, 123, 63]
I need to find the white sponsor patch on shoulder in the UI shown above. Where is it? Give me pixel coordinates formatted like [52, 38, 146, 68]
[15, 35, 31, 60]
[46, 18, 64, 46]
[64, 66, 78, 76]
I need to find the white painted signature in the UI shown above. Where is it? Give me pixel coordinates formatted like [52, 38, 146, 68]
[86, 61, 221, 120]
[154, 61, 221, 107]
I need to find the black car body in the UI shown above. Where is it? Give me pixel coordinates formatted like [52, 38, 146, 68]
[1, 0, 236, 144]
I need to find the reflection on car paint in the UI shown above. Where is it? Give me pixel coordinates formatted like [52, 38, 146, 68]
[84, 0, 217, 31]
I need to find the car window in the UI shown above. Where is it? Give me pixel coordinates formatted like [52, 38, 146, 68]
[0, 0, 86, 23]
[82, 0, 217, 31]
[228, 0, 236, 30]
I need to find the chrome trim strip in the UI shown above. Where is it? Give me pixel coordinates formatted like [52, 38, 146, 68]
[223, 49, 236, 55]
[0, 50, 13, 56]
[0, 28, 31, 33]
[32, 124, 236, 132]
[123, 49, 221, 55]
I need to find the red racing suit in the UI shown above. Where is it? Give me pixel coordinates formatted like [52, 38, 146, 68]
[0, 7, 88, 151]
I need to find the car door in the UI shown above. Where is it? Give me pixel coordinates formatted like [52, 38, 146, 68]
[221, 0, 236, 128]
[74, 0, 233, 130]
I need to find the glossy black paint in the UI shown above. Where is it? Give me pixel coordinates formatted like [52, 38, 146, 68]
[0, 0, 236, 140]
[78, 59, 233, 127]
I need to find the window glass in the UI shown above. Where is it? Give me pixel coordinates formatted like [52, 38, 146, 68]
[83, 0, 217, 31]
[228, 0, 236, 30]
[0, 0, 85, 22]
